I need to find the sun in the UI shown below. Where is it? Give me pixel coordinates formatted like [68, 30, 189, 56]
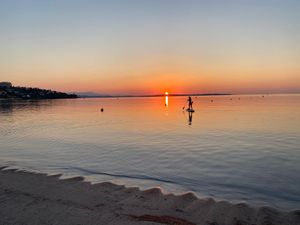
[165, 91, 169, 96]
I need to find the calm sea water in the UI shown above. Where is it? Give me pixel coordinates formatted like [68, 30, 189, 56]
[0, 95, 299, 210]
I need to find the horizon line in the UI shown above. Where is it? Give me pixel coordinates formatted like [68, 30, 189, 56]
[75, 92, 300, 98]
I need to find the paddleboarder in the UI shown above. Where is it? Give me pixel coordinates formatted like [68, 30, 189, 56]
[187, 96, 193, 111]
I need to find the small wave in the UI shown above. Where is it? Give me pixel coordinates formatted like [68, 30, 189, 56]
[68, 166, 177, 185]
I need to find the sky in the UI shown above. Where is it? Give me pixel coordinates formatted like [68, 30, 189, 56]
[0, 0, 299, 95]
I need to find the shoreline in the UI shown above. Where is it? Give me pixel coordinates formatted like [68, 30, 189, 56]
[0, 167, 299, 225]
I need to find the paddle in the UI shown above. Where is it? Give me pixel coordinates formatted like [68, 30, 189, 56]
[182, 101, 187, 110]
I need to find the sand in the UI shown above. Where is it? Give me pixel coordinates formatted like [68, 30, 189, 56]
[0, 167, 299, 225]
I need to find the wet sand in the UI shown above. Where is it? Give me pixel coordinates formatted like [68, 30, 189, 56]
[0, 167, 299, 225]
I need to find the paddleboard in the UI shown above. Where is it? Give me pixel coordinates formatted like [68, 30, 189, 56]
[186, 109, 195, 112]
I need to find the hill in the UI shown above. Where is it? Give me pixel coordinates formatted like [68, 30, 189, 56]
[0, 82, 77, 99]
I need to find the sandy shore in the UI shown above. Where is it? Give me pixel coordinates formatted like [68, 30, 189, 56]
[0, 167, 299, 225]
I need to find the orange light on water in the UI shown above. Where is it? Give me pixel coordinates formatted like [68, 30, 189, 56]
[164, 92, 169, 107]
[165, 95, 169, 107]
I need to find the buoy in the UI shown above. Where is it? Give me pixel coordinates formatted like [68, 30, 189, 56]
[101, 108, 104, 112]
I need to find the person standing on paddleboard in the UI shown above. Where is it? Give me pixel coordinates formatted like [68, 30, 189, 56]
[187, 96, 193, 111]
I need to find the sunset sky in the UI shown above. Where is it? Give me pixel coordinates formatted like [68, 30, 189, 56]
[0, 0, 299, 95]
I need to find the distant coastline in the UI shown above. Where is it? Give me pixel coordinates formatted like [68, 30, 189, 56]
[0, 81, 233, 100]
[0, 82, 77, 100]
[77, 93, 232, 98]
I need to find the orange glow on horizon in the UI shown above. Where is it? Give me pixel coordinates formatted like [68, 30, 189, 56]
[10, 68, 300, 95]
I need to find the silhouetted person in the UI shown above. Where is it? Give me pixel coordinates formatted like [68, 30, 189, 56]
[187, 96, 193, 111]
[101, 108, 104, 112]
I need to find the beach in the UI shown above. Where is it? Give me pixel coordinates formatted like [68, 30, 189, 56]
[0, 167, 299, 225]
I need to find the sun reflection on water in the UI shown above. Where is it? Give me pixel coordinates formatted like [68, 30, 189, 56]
[165, 95, 169, 107]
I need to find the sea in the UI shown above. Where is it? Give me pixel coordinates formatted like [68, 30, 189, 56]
[0, 94, 299, 210]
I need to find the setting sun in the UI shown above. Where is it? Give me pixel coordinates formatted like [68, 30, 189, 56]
[165, 92, 169, 96]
